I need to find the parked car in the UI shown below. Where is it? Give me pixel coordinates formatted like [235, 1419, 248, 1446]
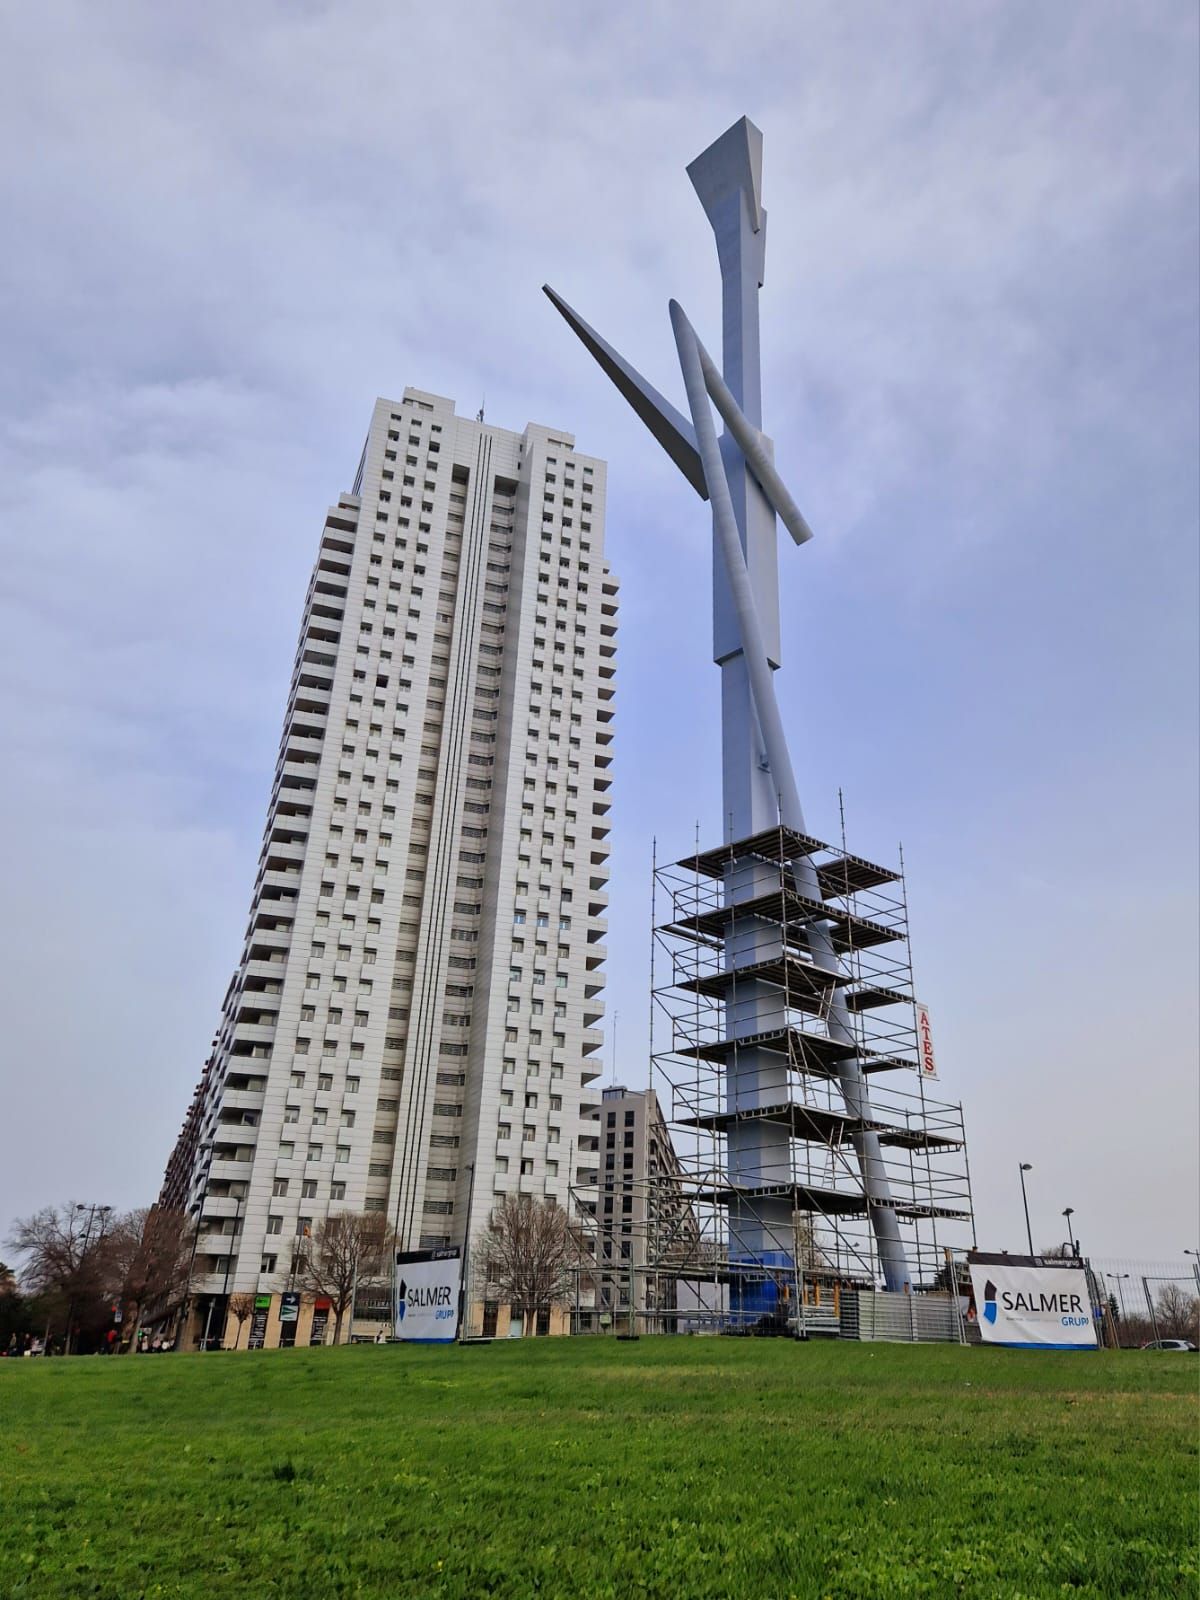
[1140, 1339, 1197, 1351]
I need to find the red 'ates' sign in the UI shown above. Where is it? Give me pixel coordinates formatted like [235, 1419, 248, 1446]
[914, 1002, 938, 1080]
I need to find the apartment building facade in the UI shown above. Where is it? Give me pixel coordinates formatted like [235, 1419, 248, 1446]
[160, 389, 616, 1345]
[578, 1085, 698, 1333]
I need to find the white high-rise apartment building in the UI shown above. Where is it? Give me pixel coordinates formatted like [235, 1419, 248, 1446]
[161, 389, 616, 1344]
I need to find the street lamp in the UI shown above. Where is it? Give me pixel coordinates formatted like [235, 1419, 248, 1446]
[1018, 1163, 1034, 1257]
[1062, 1207, 1076, 1256]
[1113, 1273, 1131, 1346]
[175, 1143, 213, 1351]
[66, 1203, 112, 1356]
[457, 1162, 477, 1343]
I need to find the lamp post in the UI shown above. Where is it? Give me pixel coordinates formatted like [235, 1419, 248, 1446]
[1113, 1273, 1131, 1346]
[1018, 1163, 1034, 1257]
[213, 1188, 245, 1350]
[457, 1162, 477, 1343]
[175, 1142, 213, 1351]
[66, 1203, 112, 1354]
[1062, 1207, 1076, 1257]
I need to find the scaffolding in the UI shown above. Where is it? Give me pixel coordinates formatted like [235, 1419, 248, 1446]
[571, 825, 976, 1337]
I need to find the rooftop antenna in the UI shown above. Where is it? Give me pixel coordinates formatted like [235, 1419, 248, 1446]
[838, 786, 848, 856]
[609, 1009, 619, 1086]
[477, 395, 486, 423]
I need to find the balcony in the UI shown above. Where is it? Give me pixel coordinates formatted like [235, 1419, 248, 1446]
[231, 1024, 276, 1050]
[279, 760, 319, 787]
[221, 1087, 266, 1113]
[265, 840, 307, 866]
[285, 734, 325, 759]
[292, 686, 331, 714]
[216, 1113, 260, 1138]
[245, 955, 288, 978]
[207, 1157, 254, 1183]
[195, 1232, 236, 1256]
[261, 869, 301, 895]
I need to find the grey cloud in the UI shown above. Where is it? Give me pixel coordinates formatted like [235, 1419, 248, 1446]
[1, 0, 1195, 1258]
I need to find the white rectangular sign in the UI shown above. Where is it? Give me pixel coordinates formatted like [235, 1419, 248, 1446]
[395, 1248, 461, 1343]
[968, 1258, 1097, 1349]
[914, 1002, 938, 1080]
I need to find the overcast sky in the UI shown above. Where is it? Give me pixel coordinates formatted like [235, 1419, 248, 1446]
[2, 2, 1196, 1264]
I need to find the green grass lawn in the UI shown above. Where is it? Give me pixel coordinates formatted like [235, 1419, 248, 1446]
[1, 1338, 1195, 1599]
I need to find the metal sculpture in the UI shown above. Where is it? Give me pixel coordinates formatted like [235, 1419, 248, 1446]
[545, 117, 912, 1292]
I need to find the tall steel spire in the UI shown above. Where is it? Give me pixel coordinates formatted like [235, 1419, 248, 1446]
[545, 116, 912, 1292]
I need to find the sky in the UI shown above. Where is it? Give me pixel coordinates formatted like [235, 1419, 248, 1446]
[1, 1, 1196, 1265]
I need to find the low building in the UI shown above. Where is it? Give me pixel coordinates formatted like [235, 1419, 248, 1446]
[578, 1085, 698, 1332]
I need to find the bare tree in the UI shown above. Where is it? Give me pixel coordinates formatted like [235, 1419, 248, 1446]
[0, 1261, 16, 1297]
[227, 1291, 258, 1349]
[6, 1204, 115, 1350]
[477, 1195, 580, 1333]
[1155, 1283, 1200, 1343]
[298, 1212, 393, 1345]
[103, 1207, 194, 1349]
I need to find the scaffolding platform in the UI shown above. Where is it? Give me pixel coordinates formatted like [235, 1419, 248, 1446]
[676, 952, 849, 1007]
[816, 852, 901, 898]
[628, 823, 977, 1319]
[663, 890, 902, 953]
[675, 1027, 914, 1076]
[845, 983, 913, 1011]
[679, 1101, 868, 1143]
[675, 826, 828, 879]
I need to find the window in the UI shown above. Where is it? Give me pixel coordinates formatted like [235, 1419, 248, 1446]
[330, 1182, 346, 1201]
[266, 1215, 283, 1235]
[272, 1179, 289, 1198]
[261, 1255, 277, 1274]
[301, 1179, 317, 1199]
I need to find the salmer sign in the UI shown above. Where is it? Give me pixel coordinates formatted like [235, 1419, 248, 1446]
[395, 1247, 461, 1342]
[967, 1252, 1098, 1349]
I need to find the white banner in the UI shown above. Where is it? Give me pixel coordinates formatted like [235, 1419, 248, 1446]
[914, 1002, 938, 1080]
[395, 1248, 461, 1342]
[968, 1258, 1097, 1348]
